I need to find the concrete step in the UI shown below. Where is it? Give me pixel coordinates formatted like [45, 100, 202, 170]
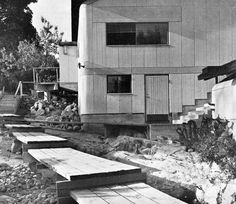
[172, 103, 215, 125]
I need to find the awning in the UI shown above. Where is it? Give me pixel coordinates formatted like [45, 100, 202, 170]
[198, 60, 236, 80]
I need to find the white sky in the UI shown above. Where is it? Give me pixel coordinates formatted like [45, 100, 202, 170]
[29, 0, 71, 41]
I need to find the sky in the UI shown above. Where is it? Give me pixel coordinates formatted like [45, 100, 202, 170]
[29, 0, 71, 41]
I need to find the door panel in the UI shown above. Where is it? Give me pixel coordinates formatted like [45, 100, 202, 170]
[146, 75, 169, 123]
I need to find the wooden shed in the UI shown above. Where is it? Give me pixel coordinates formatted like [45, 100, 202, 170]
[77, 0, 236, 126]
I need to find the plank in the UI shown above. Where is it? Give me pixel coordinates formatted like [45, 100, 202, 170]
[118, 47, 132, 68]
[206, 0, 220, 66]
[169, 22, 181, 67]
[109, 184, 158, 204]
[194, 74, 208, 99]
[157, 47, 170, 67]
[119, 95, 132, 113]
[127, 183, 187, 204]
[107, 95, 119, 113]
[181, 74, 195, 105]
[71, 182, 187, 204]
[93, 75, 107, 113]
[219, 1, 232, 65]
[0, 114, 21, 117]
[194, 0, 207, 66]
[92, 6, 182, 23]
[131, 47, 145, 68]
[132, 75, 145, 113]
[13, 132, 67, 144]
[57, 173, 146, 197]
[232, 7, 236, 59]
[71, 189, 108, 204]
[169, 74, 182, 112]
[28, 148, 141, 181]
[144, 48, 156, 68]
[90, 187, 133, 204]
[181, 0, 195, 66]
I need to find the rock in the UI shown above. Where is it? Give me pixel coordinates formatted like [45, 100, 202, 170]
[0, 195, 15, 203]
[35, 109, 45, 116]
[222, 179, 236, 204]
[10, 139, 22, 153]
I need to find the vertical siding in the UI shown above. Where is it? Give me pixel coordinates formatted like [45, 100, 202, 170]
[107, 95, 119, 113]
[182, 74, 195, 105]
[119, 47, 132, 67]
[93, 75, 107, 113]
[181, 0, 195, 66]
[89, 0, 236, 68]
[79, 0, 236, 116]
[131, 48, 145, 68]
[80, 75, 94, 114]
[206, 0, 220, 66]
[169, 74, 182, 112]
[132, 75, 145, 113]
[144, 48, 157, 68]
[219, 2, 232, 64]
[194, 0, 207, 66]
[106, 47, 119, 68]
[119, 95, 132, 113]
[194, 74, 208, 99]
[169, 22, 182, 67]
[232, 7, 236, 59]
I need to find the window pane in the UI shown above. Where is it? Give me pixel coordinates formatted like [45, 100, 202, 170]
[107, 23, 136, 45]
[107, 75, 131, 93]
[136, 23, 168, 45]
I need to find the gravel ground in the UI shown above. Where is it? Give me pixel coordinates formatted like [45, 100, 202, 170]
[0, 135, 57, 204]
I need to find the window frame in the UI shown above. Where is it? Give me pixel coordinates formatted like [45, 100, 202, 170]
[107, 75, 132, 94]
[106, 22, 169, 46]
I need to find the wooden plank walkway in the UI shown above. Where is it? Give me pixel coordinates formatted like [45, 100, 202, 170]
[4, 124, 43, 132]
[12, 132, 69, 151]
[13, 132, 67, 144]
[71, 182, 187, 204]
[28, 148, 141, 181]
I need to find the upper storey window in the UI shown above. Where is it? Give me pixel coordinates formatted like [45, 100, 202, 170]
[106, 22, 169, 46]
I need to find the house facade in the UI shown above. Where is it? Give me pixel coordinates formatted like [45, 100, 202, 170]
[77, 0, 236, 125]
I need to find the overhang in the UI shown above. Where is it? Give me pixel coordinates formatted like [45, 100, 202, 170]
[198, 60, 236, 80]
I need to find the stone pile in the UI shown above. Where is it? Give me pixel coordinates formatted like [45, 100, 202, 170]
[29, 96, 80, 130]
[0, 163, 57, 204]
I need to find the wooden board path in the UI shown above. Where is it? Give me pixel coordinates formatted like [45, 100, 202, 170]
[28, 148, 141, 181]
[4, 124, 43, 132]
[70, 182, 187, 204]
[12, 132, 69, 151]
[13, 132, 67, 144]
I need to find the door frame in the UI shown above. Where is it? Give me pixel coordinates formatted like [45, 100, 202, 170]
[144, 74, 170, 123]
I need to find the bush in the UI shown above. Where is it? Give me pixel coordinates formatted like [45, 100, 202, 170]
[177, 115, 236, 179]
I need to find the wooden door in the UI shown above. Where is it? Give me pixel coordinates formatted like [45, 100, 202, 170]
[146, 75, 169, 123]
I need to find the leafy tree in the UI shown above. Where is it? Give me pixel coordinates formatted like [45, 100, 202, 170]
[0, 0, 37, 51]
[0, 17, 63, 92]
[39, 17, 64, 67]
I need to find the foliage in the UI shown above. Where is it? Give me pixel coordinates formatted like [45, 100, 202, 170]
[177, 116, 236, 179]
[38, 17, 63, 66]
[0, 17, 63, 92]
[0, 0, 37, 51]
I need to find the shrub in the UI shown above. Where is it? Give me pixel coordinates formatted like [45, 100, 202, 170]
[177, 115, 236, 179]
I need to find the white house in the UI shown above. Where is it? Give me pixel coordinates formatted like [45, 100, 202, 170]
[77, 0, 236, 127]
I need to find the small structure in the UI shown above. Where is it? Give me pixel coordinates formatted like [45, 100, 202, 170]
[58, 42, 78, 92]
